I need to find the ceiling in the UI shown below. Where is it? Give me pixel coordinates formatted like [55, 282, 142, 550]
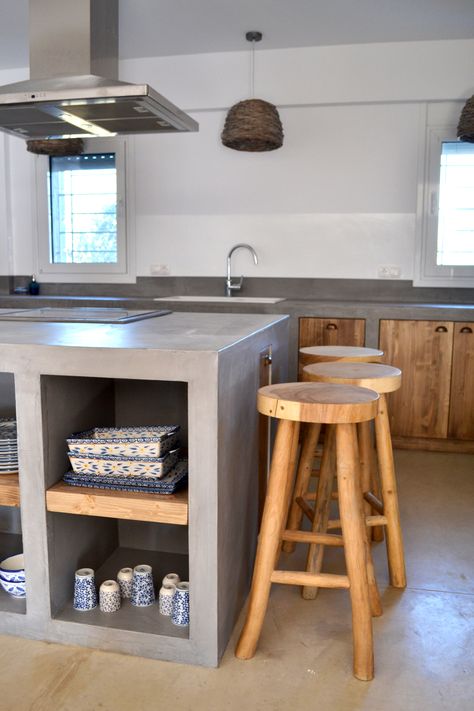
[0, 0, 473, 70]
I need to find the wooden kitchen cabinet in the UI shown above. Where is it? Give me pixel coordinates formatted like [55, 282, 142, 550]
[448, 323, 474, 440]
[298, 317, 365, 375]
[379, 319, 474, 450]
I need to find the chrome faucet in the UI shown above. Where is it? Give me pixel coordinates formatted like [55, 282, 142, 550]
[226, 243, 258, 296]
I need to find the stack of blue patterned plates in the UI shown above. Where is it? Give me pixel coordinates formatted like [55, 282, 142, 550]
[0, 418, 18, 473]
[62, 459, 188, 494]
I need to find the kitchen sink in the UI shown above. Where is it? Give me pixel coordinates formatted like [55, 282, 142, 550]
[0, 307, 170, 323]
[153, 296, 285, 304]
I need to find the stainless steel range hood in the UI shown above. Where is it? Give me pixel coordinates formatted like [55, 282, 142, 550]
[0, 0, 198, 140]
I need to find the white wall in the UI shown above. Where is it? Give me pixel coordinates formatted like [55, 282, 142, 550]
[0, 39, 473, 280]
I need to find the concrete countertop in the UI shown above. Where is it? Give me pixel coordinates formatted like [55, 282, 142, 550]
[0, 294, 473, 320]
[0, 309, 289, 352]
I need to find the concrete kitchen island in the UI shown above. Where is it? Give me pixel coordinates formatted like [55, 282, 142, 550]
[0, 310, 289, 666]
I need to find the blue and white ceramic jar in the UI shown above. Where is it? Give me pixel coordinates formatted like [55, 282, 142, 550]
[73, 568, 97, 611]
[159, 582, 176, 615]
[171, 582, 190, 626]
[131, 564, 155, 607]
[162, 572, 180, 587]
[99, 579, 121, 612]
[117, 567, 133, 598]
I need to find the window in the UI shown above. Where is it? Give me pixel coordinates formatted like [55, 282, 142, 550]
[437, 141, 474, 267]
[35, 138, 135, 282]
[415, 124, 474, 287]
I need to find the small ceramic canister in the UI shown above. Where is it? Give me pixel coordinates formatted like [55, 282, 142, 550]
[100, 579, 121, 612]
[171, 582, 190, 626]
[117, 567, 133, 598]
[131, 564, 155, 607]
[73, 568, 97, 611]
[159, 582, 176, 616]
[162, 572, 180, 587]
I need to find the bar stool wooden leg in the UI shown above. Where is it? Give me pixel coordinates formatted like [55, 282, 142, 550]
[374, 394, 406, 589]
[358, 421, 384, 542]
[282, 422, 321, 553]
[358, 420, 373, 522]
[369, 444, 385, 542]
[336, 422, 374, 681]
[302, 424, 336, 599]
[302, 424, 381, 615]
[236, 419, 300, 660]
[354, 424, 382, 617]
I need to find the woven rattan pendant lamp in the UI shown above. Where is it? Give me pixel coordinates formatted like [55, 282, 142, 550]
[457, 95, 474, 142]
[221, 31, 283, 152]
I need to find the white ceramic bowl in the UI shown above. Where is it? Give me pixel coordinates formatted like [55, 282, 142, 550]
[0, 553, 25, 582]
[0, 577, 25, 597]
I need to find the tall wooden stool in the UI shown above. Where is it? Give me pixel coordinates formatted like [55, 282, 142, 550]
[296, 362, 406, 600]
[235, 382, 380, 681]
[288, 345, 385, 551]
[299, 345, 384, 369]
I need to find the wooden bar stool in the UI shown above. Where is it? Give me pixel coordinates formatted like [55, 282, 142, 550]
[288, 345, 385, 551]
[299, 345, 384, 369]
[296, 362, 406, 600]
[235, 382, 380, 681]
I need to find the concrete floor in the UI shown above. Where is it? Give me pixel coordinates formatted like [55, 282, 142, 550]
[0, 450, 473, 711]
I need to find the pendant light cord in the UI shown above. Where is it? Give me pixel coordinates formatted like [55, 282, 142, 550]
[245, 31, 262, 98]
[250, 40, 255, 98]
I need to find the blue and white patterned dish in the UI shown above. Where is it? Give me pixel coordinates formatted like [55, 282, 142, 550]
[0, 554, 25, 582]
[67, 426, 180, 458]
[62, 460, 188, 493]
[0, 418, 16, 431]
[0, 577, 25, 597]
[0, 418, 17, 444]
[68, 448, 179, 478]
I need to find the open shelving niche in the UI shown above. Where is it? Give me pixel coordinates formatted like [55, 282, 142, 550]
[0, 371, 24, 615]
[43, 374, 189, 639]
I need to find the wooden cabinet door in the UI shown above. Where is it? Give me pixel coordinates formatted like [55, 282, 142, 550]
[299, 317, 365, 349]
[448, 323, 474, 440]
[379, 320, 453, 438]
[298, 317, 365, 377]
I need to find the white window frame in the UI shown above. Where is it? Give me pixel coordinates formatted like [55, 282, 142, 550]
[414, 121, 474, 287]
[34, 137, 136, 283]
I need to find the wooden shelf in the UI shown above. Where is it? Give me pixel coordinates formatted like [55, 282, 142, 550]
[0, 473, 20, 507]
[46, 482, 188, 525]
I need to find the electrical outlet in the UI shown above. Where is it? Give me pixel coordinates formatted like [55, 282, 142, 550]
[150, 264, 170, 276]
[377, 265, 401, 279]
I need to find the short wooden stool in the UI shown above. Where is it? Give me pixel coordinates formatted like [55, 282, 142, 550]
[293, 362, 406, 601]
[235, 382, 380, 681]
[299, 345, 384, 369]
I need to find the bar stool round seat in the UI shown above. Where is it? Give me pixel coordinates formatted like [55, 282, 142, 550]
[303, 362, 401, 393]
[299, 345, 384, 368]
[258, 381, 379, 423]
[236, 381, 381, 681]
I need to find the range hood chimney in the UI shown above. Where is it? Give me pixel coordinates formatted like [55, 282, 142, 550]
[0, 0, 198, 140]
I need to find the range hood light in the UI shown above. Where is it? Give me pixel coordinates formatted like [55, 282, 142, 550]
[61, 98, 116, 107]
[57, 110, 117, 137]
